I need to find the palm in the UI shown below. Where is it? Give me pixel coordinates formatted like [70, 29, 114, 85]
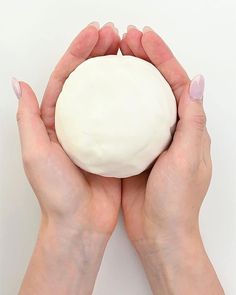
[38, 24, 121, 235]
[121, 152, 166, 240]
[120, 27, 190, 241]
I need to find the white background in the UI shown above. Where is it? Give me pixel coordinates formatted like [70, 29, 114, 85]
[0, 0, 236, 294]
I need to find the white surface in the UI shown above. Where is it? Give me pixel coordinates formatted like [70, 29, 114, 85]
[0, 0, 235, 294]
[56, 55, 176, 177]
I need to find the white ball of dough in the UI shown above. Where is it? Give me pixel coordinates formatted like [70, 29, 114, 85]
[55, 55, 176, 178]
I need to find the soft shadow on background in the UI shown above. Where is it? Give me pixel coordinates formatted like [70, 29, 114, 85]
[0, 0, 236, 294]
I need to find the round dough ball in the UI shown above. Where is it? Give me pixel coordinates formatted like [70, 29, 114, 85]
[55, 55, 176, 178]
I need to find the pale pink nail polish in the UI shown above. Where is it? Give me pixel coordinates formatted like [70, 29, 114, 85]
[103, 22, 118, 34]
[11, 77, 21, 99]
[189, 74, 205, 100]
[127, 25, 137, 31]
[88, 21, 100, 29]
[103, 22, 115, 28]
[143, 26, 154, 33]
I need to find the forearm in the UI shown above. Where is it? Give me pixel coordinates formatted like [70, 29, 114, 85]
[19, 218, 109, 295]
[134, 229, 224, 295]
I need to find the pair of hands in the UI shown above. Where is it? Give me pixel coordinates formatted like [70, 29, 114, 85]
[17, 21, 210, 242]
[16, 22, 217, 294]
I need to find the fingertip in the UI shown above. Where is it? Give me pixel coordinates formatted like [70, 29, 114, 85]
[120, 38, 134, 56]
[127, 25, 137, 32]
[141, 30, 174, 62]
[20, 81, 36, 98]
[70, 25, 99, 58]
[125, 28, 149, 61]
[102, 21, 115, 30]
[17, 81, 40, 114]
[142, 26, 154, 33]
[105, 30, 120, 55]
[11, 77, 21, 99]
[83, 23, 100, 37]
[189, 75, 205, 101]
[90, 23, 116, 57]
[87, 21, 100, 29]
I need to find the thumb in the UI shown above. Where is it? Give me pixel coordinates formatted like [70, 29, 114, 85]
[12, 78, 50, 158]
[171, 75, 206, 150]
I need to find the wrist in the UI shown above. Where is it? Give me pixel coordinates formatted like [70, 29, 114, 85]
[38, 216, 110, 271]
[132, 215, 201, 254]
[19, 216, 109, 295]
[133, 230, 224, 295]
[40, 213, 111, 241]
[133, 226, 203, 263]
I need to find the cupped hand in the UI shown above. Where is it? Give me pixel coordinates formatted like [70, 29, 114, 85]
[120, 26, 211, 245]
[16, 22, 121, 237]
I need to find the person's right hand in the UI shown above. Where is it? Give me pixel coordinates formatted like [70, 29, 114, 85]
[120, 25, 224, 295]
[15, 22, 121, 295]
[16, 21, 121, 236]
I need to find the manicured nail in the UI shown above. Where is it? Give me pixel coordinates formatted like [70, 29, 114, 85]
[143, 26, 154, 33]
[11, 77, 21, 99]
[123, 33, 127, 39]
[189, 74, 205, 100]
[127, 25, 137, 31]
[88, 21, 100, 29]
[103, 22, 118, 33]
[103, 22, 115, 28]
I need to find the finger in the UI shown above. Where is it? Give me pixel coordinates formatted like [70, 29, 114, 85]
[105, 27, 120, 55]
[171, 75, 206, 154]
[202, 128, 212, 167]
[123, 25, 149, 60]
[13, 78, 50, 158]
[91, 22, 119, 56]
[120, 34, 134, 56]
[141, 26, 190, 101]
[41, 22, 100, 141]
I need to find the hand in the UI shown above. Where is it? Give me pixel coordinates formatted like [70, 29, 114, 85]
[15, 22, 121, 295]
[120, 25, 224, 294]
[121, 25, 209, 243]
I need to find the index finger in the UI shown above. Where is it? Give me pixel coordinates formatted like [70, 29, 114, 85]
[41, 23, 100, 141]
[141, 27, 190, 101]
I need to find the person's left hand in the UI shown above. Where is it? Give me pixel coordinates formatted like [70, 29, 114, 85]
[119, 25, 209, 244]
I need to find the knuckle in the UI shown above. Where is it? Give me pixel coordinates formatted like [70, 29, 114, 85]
[22, 148, 47, 169]
[22, 152, 35, 167]
[172, 149, 200, 175]
[208, 135, 212, 145]
[206, 131, 211, 145]
[16, 110, 23, 123]
[22, 151, 42, 168]
[191, 112, 207, 131]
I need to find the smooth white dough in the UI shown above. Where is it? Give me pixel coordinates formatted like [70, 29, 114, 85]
[55, 55, 177, 178]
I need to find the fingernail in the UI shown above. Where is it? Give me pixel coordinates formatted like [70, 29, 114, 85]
[11, 77, 21, 99]
[127, 25, 137, 31]
[123, 33, 127, 39]
[103, 22, 115, 28]
[88, 21, 100, 29]
[189, 74, 205, 100]
[103, 22, 118, 34]
[143, 26, 154, 33]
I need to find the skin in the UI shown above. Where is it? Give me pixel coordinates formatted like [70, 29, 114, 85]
[17, 22, 121, 295]
[120, 26, 224, 294]
[16, 22, 224, 295]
